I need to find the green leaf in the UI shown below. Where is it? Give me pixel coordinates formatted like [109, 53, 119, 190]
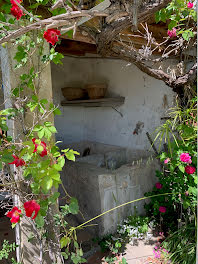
[0, 12, 6, 22]
[61, 251, 69, 260]
[168, 20, 177, 30]
[57, 155, 65, 168]
[69, 197, 79, 215]
[38, 128, 45, 139]
[1, 153, 14, 163]
[35, 213, 45, 228]
[179, 165, 185, 173]
[48, 126, 57, 133]
[11, 223, 17, 229]
[41, 177, 53, 192]
[60, 236, 71, 248]
[188, 186, 197, 196]
[49, 192, 60, 203]
[14, 46, 27, 63]
[65, 151, 75, 161]
[53, 108, 62, 115]
[52, 53, 64, 65]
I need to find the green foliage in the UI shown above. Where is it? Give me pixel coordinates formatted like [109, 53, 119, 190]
[145, 98, 197, 263]
[0, 240, 17, 260]
[155, 0, 196, 41]
[162, 223, 196, 264]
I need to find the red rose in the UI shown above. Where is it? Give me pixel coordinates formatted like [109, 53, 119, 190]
[185, 165, 196, 174]
[9, 155, 25, 167]
[10, 0, 23, 20]
[6, 206, 22, 223]
[43, 29, 61, 46]
[155, 182, 163, 189]
[24, 200, 40, 220]
[159, 206, 166, 213]
[32, 138, 47, 157]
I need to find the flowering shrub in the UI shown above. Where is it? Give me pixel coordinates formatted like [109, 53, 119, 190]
[156, 0, 196, 41]
[145, 98, 197, 263]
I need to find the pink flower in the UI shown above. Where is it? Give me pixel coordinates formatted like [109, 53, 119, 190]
[159, 206, 166, 213]
[6, 207, 22, 223]
[43, 29, 61, 46]
[180, 153, 192, 163]
[24, 200, 40, 220]
[185, 191, 189, 196]
[185, 165, 196, 174]
[164, 158, 170, 164]
[155, 182, 163, 189]
[153, 250, 161, 259]
[187, 2, 193, 8]
[167, 28, 177, 38]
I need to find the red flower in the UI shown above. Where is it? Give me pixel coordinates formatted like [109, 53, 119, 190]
[43, 29, 61, 46]
[159, 206, 166, 213]
[9, 155, 25, 167]
[32, 138, 47, 157]
[24, 200, 40, 220]
[10, 0, 23, 20]
[167, 28, 177, 38]
[185, 165, 196, 174]
[155, 182, 163, 189]
[187, 2, 193, 8]
[6, 207, 22, 223]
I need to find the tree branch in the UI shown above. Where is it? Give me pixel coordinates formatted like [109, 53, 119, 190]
[0, 10, 108, 44]
[112, 44, 197, 95]
[97, 0, 172, 55]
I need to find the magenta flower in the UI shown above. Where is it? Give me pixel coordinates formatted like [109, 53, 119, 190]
[167, 28, 177, 38]
[185, 165, 196, 174]
[155, 182, 163, 189]
[187, 2, 193, 8]
[153, 250, 161, 259]
[164, 158, 170, 164]
[159, 206, 166, 213]
[180, 153, 192, 163]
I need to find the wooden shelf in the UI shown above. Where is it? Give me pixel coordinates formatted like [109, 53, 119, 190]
[61, 97, 125, 107]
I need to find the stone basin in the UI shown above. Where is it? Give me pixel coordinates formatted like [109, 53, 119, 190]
[59, 141, 159, 235]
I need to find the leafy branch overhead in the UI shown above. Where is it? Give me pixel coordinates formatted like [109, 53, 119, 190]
[0, 0, 197, 95]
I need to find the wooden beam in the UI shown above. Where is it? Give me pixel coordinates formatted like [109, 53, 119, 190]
[56, 39, 97, 56]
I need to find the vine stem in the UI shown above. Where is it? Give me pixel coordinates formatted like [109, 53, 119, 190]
[75, 192, 178, 230]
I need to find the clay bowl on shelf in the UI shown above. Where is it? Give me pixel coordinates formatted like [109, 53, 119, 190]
[85, 84, 107, 99]
[61, 87, 86, 101]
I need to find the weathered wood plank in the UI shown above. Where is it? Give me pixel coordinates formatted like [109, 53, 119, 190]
[61, 97, 125, 107]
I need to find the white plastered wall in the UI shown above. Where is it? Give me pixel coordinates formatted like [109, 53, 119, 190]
[51, 56, 176, 152]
